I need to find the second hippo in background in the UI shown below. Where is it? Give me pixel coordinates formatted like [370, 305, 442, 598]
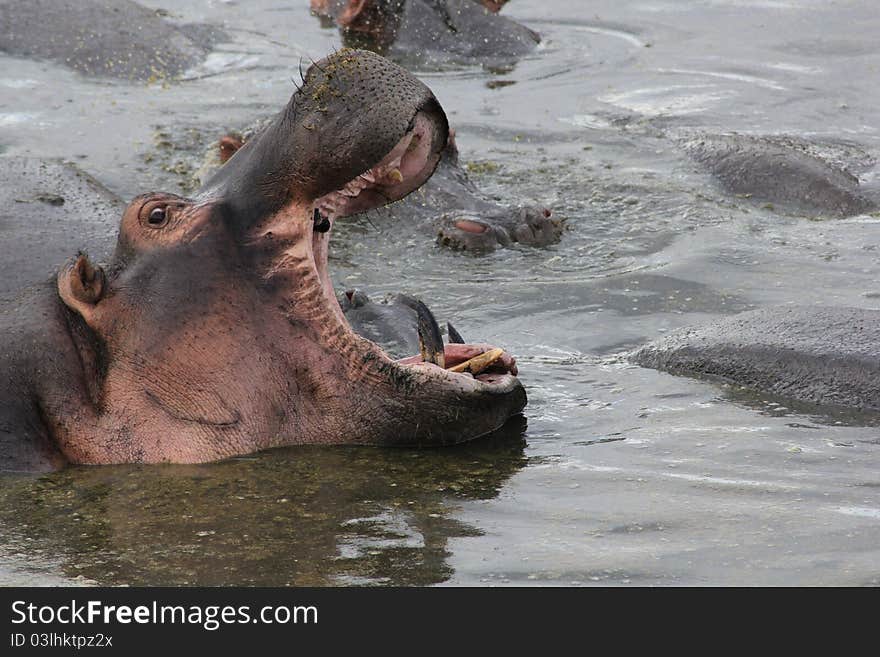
[309, 0, 540, 68]
[201, 129, 562, 251]
[377, 131, 561, 250]
[681, 133, 879, 219]
[631, 306, 880, 417]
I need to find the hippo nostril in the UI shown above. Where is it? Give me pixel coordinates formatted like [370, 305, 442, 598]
[454, 218, 489, 234]
[543, 208, 552, 218]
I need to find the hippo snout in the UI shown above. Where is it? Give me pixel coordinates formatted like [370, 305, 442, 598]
[438, 205, 562, 251]
[511, 206, 563, 246]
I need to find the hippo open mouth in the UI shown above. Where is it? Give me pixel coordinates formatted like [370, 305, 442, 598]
[266, 108, 522, 395]
[314, 113, 439, 220]
[198, 50, 526, 447]
[15, 50, 525, 468]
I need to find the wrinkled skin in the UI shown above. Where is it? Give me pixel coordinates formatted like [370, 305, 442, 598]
[681, 133, 878, 218]
[309, 0, 539, 67]
[631, 306, 880, 415]
[0, 50, 526, 473]
[205, 129, 562, 251]
[0, 0, 224, 81]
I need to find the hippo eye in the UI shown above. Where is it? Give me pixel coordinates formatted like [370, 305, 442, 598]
[147, 206, 167, 227]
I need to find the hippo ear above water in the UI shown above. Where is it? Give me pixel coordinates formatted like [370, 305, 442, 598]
[57, 254, 105, 327]
[336, 0, 406, 35]
[337, 0, 377, 29]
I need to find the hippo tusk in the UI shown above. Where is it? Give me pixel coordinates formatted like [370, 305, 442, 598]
[446, 322, 465, 344]
[447, 348, 505, 376]
[414, 299, 446, 369]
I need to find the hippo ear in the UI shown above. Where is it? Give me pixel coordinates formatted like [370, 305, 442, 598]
[218, 134, 244, 164]
[337, 0, 375, 28]
[57, 254, 106, 326]
[479, 0, 509, 13]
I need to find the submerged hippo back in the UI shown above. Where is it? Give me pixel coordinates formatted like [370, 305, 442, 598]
[0, 158, 121, 306]
[682, 134, 876, 218]
[632, 306, 880, 413]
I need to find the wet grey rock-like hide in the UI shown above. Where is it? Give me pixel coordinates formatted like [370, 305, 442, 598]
[631, 305, 880, 413]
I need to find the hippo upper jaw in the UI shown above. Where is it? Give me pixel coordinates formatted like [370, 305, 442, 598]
[313, 111, 444, 221]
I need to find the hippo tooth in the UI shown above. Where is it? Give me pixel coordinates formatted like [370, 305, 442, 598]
[336, 176, 372, 198]
[413, 299, 445, 369]
[448, 349, 505, 376]
[387, 168, 404, 184]
[447, 322, 465, 344]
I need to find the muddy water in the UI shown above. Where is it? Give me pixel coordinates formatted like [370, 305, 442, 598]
[2, 0, 880, 585]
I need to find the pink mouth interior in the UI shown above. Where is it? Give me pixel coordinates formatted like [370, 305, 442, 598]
[314, 113, 438, 221]
[306, 115, 518, 387]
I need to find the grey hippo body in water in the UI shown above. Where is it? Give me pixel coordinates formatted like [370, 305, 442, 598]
[628, 135, 880, 412]
[0, 50, 526, 473]
[631, 306, 880, 417]
[680, 132, 878, 219]
[309, 0, 540, 68]
[0, 0, 225, 81]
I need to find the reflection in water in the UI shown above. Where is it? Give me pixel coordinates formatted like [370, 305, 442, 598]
[719, 386, 880, 432]
[0, 418, 527, 586]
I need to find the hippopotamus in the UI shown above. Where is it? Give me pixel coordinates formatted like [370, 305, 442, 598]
[631, 306, 880, 415]
[393, 131, 562, 249]
[0, 50, 526, 473]
[0, 0, 224, 81]
[680, 133, 878, 218]
[309, 0, 540, 67]
[201, 128, 561, 250]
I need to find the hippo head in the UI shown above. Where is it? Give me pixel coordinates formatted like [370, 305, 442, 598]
[53, 50, 525, 464]
[310, 0, 539, 63]
[436, 206, 562, 251]
[431, 133, 564, 251]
